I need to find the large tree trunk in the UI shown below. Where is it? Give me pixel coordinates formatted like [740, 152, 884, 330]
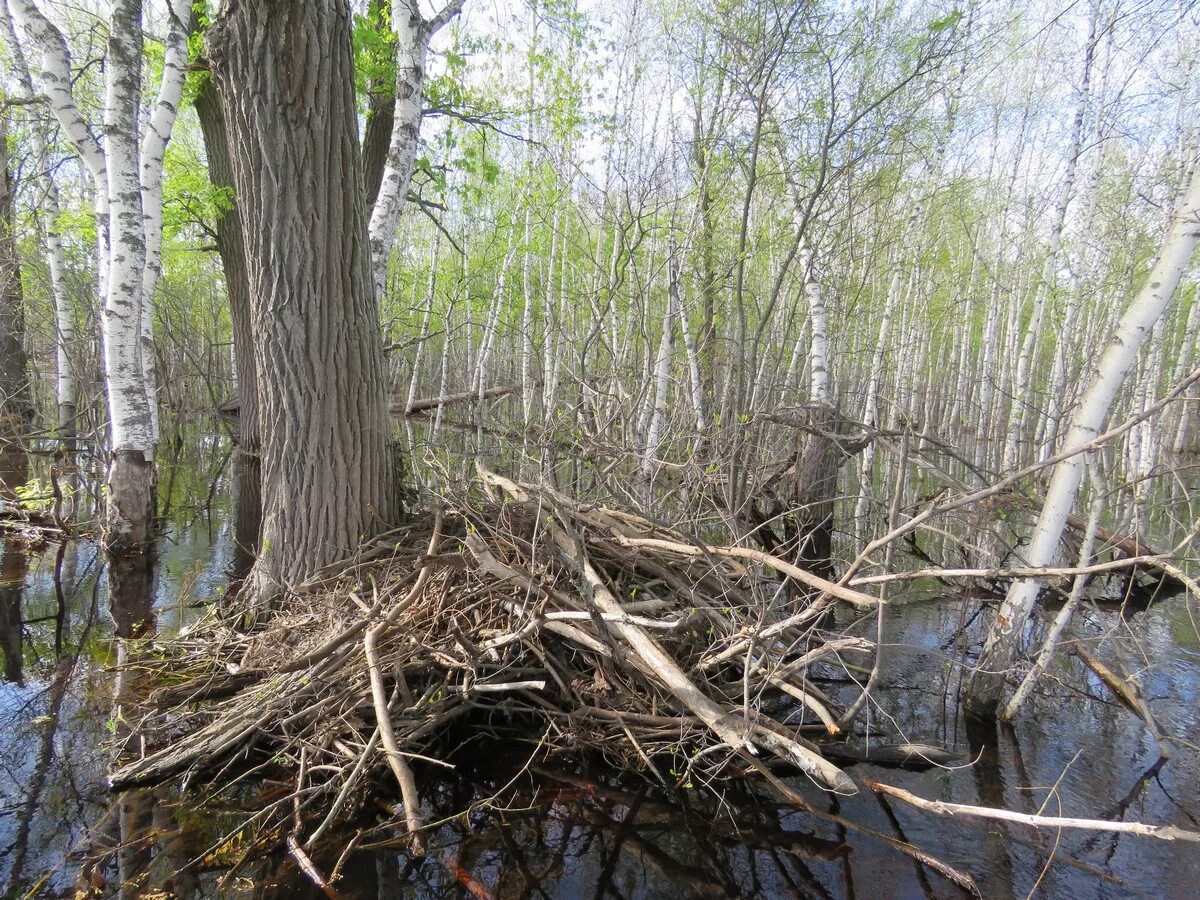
[194, 78, 258, 449]
[209, 0, 396, 601]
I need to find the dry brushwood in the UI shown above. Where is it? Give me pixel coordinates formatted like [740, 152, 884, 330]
[109, 464, 888, 853]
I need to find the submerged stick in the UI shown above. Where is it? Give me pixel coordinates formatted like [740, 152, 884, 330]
[1070, 642, 1171, 758]
[287, 835, 339, 899]
[865, 780, 1200, 842]
[363, 627, 424, 852]
[743, 755, 981, 896]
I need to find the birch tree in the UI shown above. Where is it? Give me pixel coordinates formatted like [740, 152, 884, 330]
[966, 160, 1200, 716]
[367, 0, 465, 299]
[9, 0, 191, 548]
[0, 4, 72, 435]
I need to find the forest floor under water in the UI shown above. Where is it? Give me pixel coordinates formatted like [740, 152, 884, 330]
[0, 442, 1198, 899]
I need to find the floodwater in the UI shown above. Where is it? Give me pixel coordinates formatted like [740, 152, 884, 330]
[1, 441, 1198, 898]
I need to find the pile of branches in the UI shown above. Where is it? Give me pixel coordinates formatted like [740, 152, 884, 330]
[110, 465, 887, 855]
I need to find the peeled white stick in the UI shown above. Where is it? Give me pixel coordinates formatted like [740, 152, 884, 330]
[867, 780, 1200, 843]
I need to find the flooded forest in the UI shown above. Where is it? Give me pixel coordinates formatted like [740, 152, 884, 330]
[0, 0, 1199, 896]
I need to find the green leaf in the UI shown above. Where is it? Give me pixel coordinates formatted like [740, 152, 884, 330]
[928, 10, 963, 33]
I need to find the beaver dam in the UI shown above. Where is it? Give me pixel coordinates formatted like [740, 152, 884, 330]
[0, 454, 1171, 899]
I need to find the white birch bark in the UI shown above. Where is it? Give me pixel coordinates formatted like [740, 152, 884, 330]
[431, 296, 453, 439]
[1001, 465, 1103, 723]
[802, 247, 829, 405]
[367, 0, 463, 300]
[967, 161, 1200, 715]
[473, 238, 517, 399]
[1038, 270, 1080, 461]
[642, 258, 678, 483]
[678, 289, 706, 431]
[541, 208, 559, 416]
[974, 295, 1000, 471]
[404, 237, 439, 413]
[0, 0, 72, 431]
[48, 207, 73, 432]
[544, 211, 570, 417]
[102, 0, 153, 459]
[520, 205, 535, 427]
[854, 270, 903, 544]
[1170, 286, 1200, 452]
[462, 245, 473, 378]
[7, 0, 105, 180]
[137, 0, 191, 443]
[784, 307, 808, 394]
[7, 0, 114, 344]
[12, 0, 190, 544]
[950, 245, 980, 434]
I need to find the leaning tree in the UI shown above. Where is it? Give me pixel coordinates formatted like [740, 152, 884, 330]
[965, 159, 1200, 717]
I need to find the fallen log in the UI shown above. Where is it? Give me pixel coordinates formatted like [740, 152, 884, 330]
[820, 742, 966, 770]
[1064, 514, 1155, 559]
[392, 384, 516, 416]
[1059, 513, 1188, 595]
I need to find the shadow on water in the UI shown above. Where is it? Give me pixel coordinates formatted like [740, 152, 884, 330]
[0, 440, 1198, 898]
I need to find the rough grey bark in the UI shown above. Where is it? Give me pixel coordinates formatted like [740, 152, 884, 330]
[362, 91, 396, 211]
[194, 78, 258, 450]
[0, 110, 32, 431]
[195, 76, 262, 575]
[209, 0, 395, 600]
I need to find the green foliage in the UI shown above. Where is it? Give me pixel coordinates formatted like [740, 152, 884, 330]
[54, 204, 96, 254]
[183, 1, 216, 104]
[162, 141, 234, 242]
[353, 3, 397, 98]
[927, 10, 963, 33]
[12, 477, 59, 512]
